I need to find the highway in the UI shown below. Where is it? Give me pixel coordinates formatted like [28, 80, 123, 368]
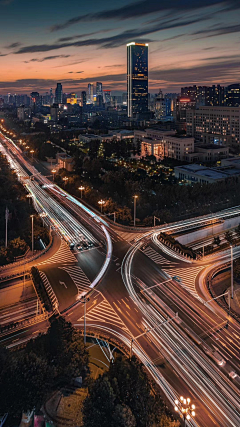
[1, 131, 240, 426]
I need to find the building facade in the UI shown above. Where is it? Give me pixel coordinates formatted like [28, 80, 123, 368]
[127, 42, 148, 118]
[55, 83, 63, 104]
[186, 106, 240, 146]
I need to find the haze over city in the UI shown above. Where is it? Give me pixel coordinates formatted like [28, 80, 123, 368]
[0, 0, 240, 93]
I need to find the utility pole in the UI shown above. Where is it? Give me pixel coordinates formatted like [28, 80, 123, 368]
[30, 215, 34, 253]
[5, 207, 9, 248]
[80, 295, 90, 344]
[133, 195, 138, 227]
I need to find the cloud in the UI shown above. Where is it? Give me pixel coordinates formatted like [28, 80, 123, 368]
[193, 23, 240, 38]
[24, 54, 70, 63]
[57, 29, 113, 42]
[15, 17, 203, 54]
[68, 71, 84, 74]
[5, 42, 22, 49]
[149, 56, 240, 84]
[49, 0, 237, 31]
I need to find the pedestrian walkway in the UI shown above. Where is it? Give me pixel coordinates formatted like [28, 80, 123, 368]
[59, 265, 91, 294]
[37, 239, 77, 266]
[77, 298, 129, 333]
[142, 246, 172, 265]
[163, 265, 205, 300]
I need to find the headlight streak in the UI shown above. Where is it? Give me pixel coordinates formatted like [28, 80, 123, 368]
[121, 241, 240, 427]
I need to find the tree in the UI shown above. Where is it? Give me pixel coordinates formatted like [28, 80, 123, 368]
[112, 404, 136, 427]
[83, 375, 115, 427]
[0, 352, 54, 417]
[235, 224, 240, 238]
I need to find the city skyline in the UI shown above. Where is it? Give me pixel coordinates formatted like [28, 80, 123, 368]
[0, 0, 240, 94]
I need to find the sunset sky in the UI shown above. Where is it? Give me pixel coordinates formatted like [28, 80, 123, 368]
[0, 0, 240, 94]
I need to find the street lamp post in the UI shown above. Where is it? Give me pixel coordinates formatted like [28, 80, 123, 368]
[230, 245, 234, 299]
[98, 199, 105, 213]
[130, 314, 177, 358]
[80, 295, 90, 344]
[30, 149, 34, 159]
[174, 396, 196, 426]
[133, 195, 138, 227]
[78, 186, 85, 199]
[30, 215, 34, 254]
[26, 194, 32, 204]
[51, 169, 56, 181]
[63, 176, 68, 188]
[154, 216, 160, 227]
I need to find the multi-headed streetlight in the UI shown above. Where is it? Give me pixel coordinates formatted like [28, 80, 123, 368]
[51, 169, 56, 181]
[98, 199, 105, 213]
[78, 186, 85, 199]
[63, 176, 68, 188]
[174, 396, 196, 426]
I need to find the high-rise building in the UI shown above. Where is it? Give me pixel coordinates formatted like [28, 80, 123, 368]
[103, 90, 111, 104]
[81, 91, 86, 106]
[127, 42, 148, 118]
[55, 83, 63, 104]
[181, 85, 225, 107]
[225, 84, 240, 107]
[96, 82, 103, 96]
[87, 83, 94, 104]
[186, 106, 240, 145]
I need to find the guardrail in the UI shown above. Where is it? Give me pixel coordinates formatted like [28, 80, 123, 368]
[206, 263, 240, 322]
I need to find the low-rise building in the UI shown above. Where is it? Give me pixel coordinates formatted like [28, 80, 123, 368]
[174, 163, 240, 184]
[57, 153, 74, 171]
[136, 129, 194, 161]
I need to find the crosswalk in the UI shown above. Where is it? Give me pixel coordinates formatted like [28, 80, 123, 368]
[59, 265, 91, 294]
[39, 271, 59, 309]
[116, 230, 147, 243]
[163, 266, 205, 300]
[37, 239, 77, 266]
[77, 298, 129, 333]
[142, 246, 172, 265]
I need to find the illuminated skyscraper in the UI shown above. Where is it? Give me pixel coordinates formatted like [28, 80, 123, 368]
[87, 83, 94, 104]
[127, 42, 148, 118]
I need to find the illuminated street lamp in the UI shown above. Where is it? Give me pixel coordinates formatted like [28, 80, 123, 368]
[98, 199, 105, 213]
[51, 169, 56, 181]
[174, 396, 196, 426]
[30, 149, 34, 159]
[78, 186, 85, 199]
[63, 176, 68, 187]
[133, 195, 138, 227]
[30, 215, 34, 254]
[39, 212, 47, 226]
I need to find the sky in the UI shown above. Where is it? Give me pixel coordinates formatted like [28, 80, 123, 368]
[0, 0, 240, 94]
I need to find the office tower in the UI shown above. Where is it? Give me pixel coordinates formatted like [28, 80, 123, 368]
[55, 83, 63, 104]
[96, 82, 103, 96]
[225, 84, 240, 107]
[181, 85, 225, 107]
[87, 83, 94, 104]
[127, 42, 148, 118]
[81, 91, 86, 106]
[103, 90, 111, 104]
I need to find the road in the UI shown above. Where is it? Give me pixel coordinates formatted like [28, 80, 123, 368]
[1, 131, 240, 426]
